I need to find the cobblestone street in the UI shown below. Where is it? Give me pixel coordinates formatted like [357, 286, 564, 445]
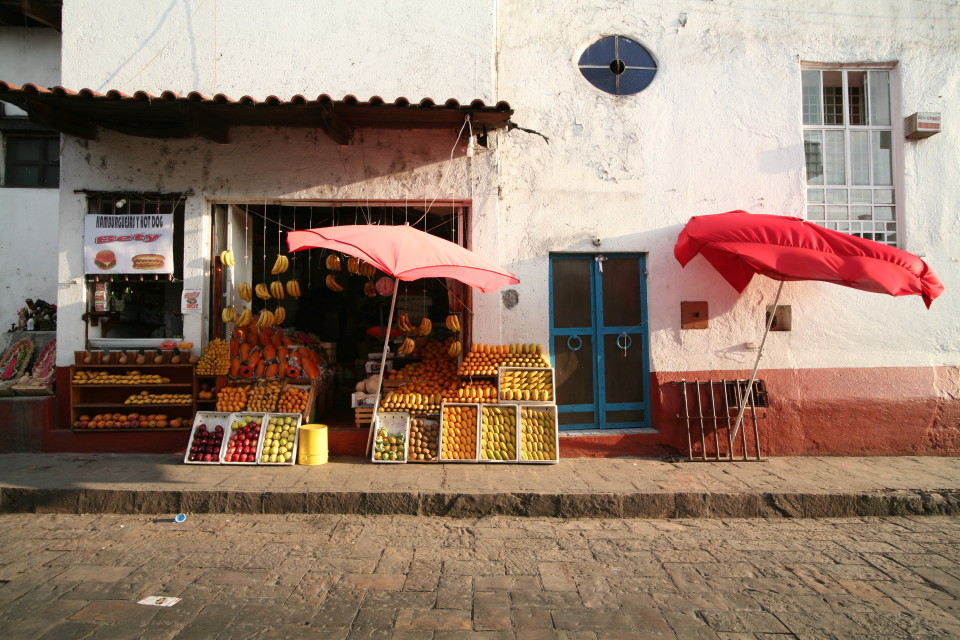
[0, 514, 958, 639]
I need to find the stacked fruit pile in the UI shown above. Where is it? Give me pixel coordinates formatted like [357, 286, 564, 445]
[223, 415, 263, 463]
[259, 415, 298, 463]
[442, 380, 498, 404]
[72, 370, 171, 385]
[440, 405, 478, 460]
[195, 338, 230, 375]
[187, 422, 224, 462]
[123, 390, 193, 405]
[217, 385, 250, 412]
[278, 386, 309, 414]
[520, 407, 558, 461]
[72, 413, 183, 429]
[499, 369, 554, 402]
[247, 381, 281, 412]
[408, 418, 439, 461]
[480, 405, 518, 461]
[227, 326, 322, 380]
[373, 427, 406, 461]
[457, 343, 550, 376]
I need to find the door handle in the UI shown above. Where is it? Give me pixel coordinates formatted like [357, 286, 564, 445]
[595, 254, 607, 273]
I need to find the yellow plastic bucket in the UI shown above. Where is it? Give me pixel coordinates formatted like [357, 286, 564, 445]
[297, 424, 329, 465]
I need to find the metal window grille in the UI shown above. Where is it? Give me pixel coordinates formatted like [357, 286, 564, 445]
[674, 379, 768, 461]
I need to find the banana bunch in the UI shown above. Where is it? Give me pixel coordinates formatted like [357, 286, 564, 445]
[269, 281, 285, 300]
[325, 274, 344, 291]
[397, 337, 416, 355]
[256, 310, 276, 328]
[347, 256, 360, 274]
[448, 340, 462, 357]
[271, 255, 289, 274]
[236, 308, 253, 327]
[238, 283, 252, 302]
[274, 306, 286, 325]
[359, 261, 376, 277]
[219, 250, 235, 267]
[363, 281, 377, 297]
[325, 254, 341, 271]
[286, 279, 301, 297]
[222, 307, 237, 323]
[255, 283, 271, 300]
[397, 313, 415, 334]
[445, 314, 461, 332]
[417, 317, 432, 336]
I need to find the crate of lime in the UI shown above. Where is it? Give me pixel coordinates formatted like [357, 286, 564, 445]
[371, 412, 410, 463]
[256, 413, 302, 465]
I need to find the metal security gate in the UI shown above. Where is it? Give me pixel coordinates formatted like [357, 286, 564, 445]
[673, 379, 769, 461]
[549, 253, 651, 430]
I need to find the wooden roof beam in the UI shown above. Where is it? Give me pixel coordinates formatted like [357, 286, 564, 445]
[181, 105, 231, 144]
[24, 99, 98, 140]
[19, 0, 61, 30]
[319, 105, 353, 145]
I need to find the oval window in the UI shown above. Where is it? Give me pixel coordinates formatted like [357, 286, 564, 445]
[578, 36, 657, 95]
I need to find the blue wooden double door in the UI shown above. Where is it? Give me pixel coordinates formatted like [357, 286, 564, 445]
[549, 253, 651, 430]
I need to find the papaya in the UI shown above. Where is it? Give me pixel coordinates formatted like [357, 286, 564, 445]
[265, 363, 279, 378]
[277, 346, 289, 362]
[229, 339, 240, 357]
[247, 350, 261, 369]
[259, 326, 272, 347]
[239, 343, 251, 361]
[245, 327, 259, 347]
[263, 345, 276, 362]
[229, 357, 241, 378]
[255, 360, 265, 378]
[302, 357, 320, 379]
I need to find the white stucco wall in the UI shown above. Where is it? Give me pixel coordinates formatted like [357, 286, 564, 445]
[495, 0, 959, 372]
[0, 27, 61, 331]
[49, 0, 959, 374]
[61, 0, 496, 103]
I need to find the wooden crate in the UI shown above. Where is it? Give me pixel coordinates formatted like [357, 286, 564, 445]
[354, 406, 375, 429]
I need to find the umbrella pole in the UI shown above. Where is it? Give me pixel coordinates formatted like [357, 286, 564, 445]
[729, 280, 783, 457]
[366, 278, 400, 457]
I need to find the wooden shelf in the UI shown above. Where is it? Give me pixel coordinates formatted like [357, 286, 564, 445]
[72, 383, 193, 388]
[73, 403, 193, 409]
[71, 427, 191, 433]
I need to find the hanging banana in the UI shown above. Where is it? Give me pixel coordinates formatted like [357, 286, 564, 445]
[325, 254, 341, 271]
[417, 317, 432, 336]
[219, 250, 235, 267]
[325, 274, 343, 292]
[448, 340, 462, 357]
[274, 306, 286, 325]
[221, 307, 237, 323]
[256, 310, 275, 328]
[286, 279, 301, 297]
[269, 281, 285, 300]
[347, 256, 360, 274]
[236, 308, 253, 327]
[271, 255, 289, 275]
[363, 281, 377, 297]
[255, 283, 272, 300]
[238, 283, 252, 302]
[445, 314, 461, 332]
[397, 337, 416, 355]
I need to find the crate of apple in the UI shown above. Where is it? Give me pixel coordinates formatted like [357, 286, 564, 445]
[222, 413, 266, 464]
[183, 411, 231, 464]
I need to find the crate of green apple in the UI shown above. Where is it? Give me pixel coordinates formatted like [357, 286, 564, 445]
[183, 411, 230, 464]
[221, 413, 267, 464]
[256, 413, 302, 465]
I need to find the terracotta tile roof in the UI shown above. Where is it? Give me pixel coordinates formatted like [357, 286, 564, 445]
[0, 82, 514, 144]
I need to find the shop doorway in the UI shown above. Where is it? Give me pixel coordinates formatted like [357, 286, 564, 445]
[549, 253, 651, 430]
[211, 201, 471, 427]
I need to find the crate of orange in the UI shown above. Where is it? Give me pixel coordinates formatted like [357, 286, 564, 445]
[439, 403, 480, 462]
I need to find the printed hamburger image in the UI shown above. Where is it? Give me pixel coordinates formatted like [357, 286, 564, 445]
[94, 250, 117, 270]
[132, 254, 165, 270]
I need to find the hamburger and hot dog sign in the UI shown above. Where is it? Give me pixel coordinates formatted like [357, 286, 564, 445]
[84, 214, 173, 274]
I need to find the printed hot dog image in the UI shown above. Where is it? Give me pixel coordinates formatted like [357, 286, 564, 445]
[94, 249, 116, 270]
[131, 254, 165, 270]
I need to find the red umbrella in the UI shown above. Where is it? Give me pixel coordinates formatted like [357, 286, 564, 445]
[675, 211, 943, 307]
[287, 224, 519, 453]
[675, 210, 944, 453]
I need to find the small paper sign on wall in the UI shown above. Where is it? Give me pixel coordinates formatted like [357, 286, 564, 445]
[84, 213, 174, 274]
[181, 289, 202, 315]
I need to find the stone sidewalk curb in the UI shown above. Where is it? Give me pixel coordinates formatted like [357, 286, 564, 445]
[2, 487, 958, 518]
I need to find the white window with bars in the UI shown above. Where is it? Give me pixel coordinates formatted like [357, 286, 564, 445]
[801, 66, 900, 246]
